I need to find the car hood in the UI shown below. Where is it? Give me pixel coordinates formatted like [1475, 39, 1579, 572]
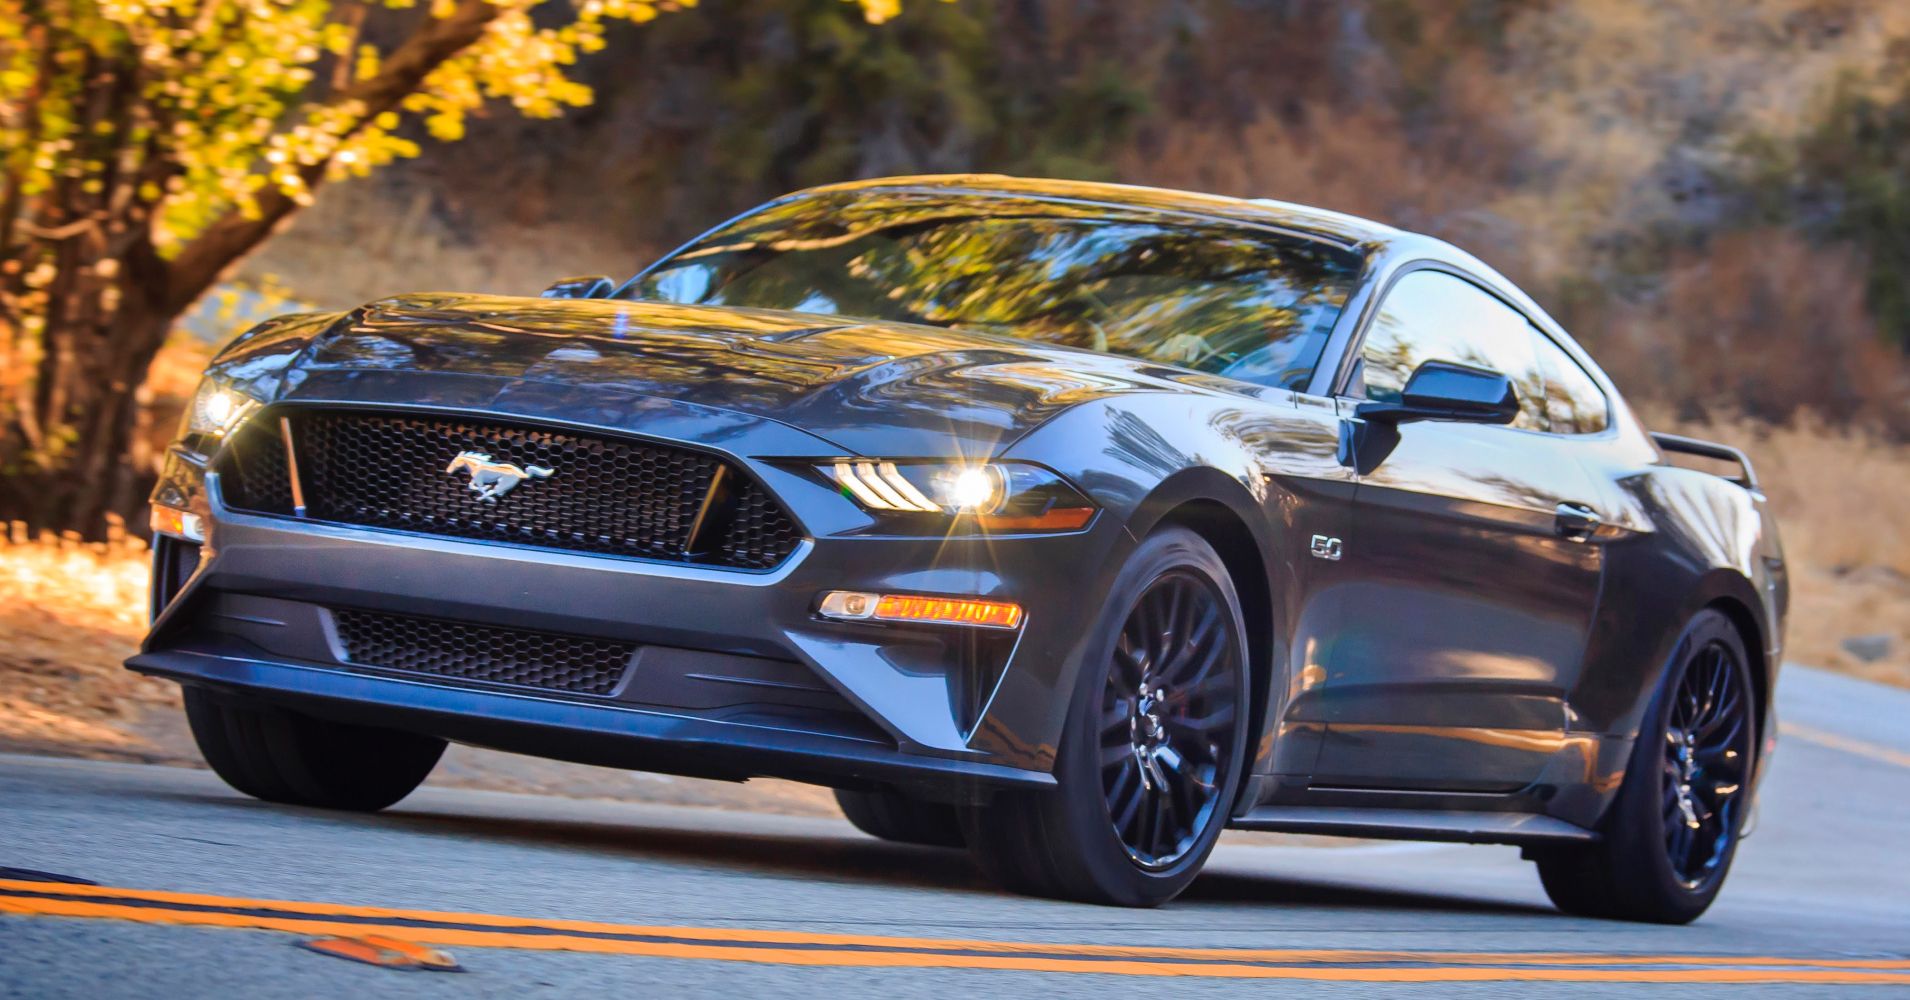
[235, 292, 1209, 457]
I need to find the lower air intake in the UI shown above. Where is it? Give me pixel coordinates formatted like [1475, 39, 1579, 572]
[331, 609, 637, 696]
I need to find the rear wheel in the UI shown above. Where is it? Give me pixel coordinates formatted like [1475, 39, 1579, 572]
[184, 687, 445, 812]
[962, 527, 1251, 906]
[834, 788, 965, 847]
[1534, 609, 1756, 923]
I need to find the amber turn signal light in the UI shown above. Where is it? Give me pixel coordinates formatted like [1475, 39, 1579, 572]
[150, 505, 205, 542]
[973, 507, 1094, 531]
[819, 590, 1024, 630]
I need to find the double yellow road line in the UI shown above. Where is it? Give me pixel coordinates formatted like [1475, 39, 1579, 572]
[3, 878, 1906, 984]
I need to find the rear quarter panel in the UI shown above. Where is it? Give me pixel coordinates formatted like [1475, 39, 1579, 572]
[1576, 459, 1785, 751]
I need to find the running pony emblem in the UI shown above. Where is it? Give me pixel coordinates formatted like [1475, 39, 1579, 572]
[445, 451, 553, 502]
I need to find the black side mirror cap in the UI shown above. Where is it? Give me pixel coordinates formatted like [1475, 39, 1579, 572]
[542, 275, 618, 300]
[1355, 360, 1520, 426]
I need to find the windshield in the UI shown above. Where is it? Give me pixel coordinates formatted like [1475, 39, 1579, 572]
[626, 192, 1365, 389]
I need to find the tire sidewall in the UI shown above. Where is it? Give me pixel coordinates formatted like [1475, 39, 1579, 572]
[1611, 610, 1757, 919]
[1050, 526, 1252, 904]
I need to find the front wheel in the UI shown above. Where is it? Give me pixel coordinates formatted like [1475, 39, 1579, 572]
[962, 527, 1251, 907]
[184, 687, 445, 812]
[1534, 609, 1757, 923]
[834, 787, 965, 847]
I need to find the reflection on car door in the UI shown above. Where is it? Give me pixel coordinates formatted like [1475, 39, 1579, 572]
[1240, 389, 1358, 781]
[1312, 270, 1606, 792]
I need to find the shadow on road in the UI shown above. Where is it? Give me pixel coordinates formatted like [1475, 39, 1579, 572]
[388, 810, 996, 893]
[1184, 869, 1555, 915]
[161, 788, 1555, 916]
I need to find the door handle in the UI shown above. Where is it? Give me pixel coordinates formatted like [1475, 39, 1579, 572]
[1554, 501, 1603, 540]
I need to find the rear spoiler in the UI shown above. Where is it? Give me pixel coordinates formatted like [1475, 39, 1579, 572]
[1651, 432, 1760, 491]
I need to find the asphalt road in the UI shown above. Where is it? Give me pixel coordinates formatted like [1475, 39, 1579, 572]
[2, 664, 1907, 998]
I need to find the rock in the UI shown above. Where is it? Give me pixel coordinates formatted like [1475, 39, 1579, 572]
[1841, 634, 1894, 663]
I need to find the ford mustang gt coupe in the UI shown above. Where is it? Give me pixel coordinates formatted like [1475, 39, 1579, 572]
[136, 175, 1786, 921]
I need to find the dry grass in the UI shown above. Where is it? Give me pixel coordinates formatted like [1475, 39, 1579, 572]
[0, 532, 180, 757]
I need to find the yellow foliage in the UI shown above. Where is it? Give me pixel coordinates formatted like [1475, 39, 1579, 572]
[0, 0, 919, 253]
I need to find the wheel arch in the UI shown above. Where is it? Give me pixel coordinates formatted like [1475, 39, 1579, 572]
[1130, 483, 1281, 804]
[1008, 397, 1295, 791]
[1637, 564, 1773, 764]
[1702, 591, 1771, 746]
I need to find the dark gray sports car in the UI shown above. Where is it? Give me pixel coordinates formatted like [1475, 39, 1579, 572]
[136, 175, 1786, 920]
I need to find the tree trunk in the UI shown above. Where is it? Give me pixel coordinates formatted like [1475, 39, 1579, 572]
[0, 238, 174, 538]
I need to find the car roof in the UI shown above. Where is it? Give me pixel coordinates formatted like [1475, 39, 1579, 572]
[797, 174, 1408, 251]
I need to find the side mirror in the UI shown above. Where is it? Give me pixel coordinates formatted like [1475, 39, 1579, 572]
[541, 275, 617, 300]
[1356, 360, 1520, 426]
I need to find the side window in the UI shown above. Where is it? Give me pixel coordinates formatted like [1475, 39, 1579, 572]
[1353, 270, 1547, 431]
[1529, 328, 1611, 434]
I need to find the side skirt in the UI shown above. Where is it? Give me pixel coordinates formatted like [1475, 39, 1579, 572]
[1230, 805, 1598, 845]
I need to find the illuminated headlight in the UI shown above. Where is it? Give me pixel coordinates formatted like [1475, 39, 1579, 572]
[185, 378, 263, 439]
[936, 465, 1005, 513]
[823, 460, 1095, 531]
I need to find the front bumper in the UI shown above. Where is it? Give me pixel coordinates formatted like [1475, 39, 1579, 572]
[131, 647, 1047, 796]
[137, 393, 1131, 797]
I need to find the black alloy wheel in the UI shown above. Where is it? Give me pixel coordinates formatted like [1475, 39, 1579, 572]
[960, 526, 1250, 907]
[1534, 609, 1758, 923]
[1099, 572, 1240, 870]
[1659, 638, 1753, 888]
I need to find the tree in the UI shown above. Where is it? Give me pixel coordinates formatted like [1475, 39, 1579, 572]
[1785, 63, 1910, 353]
[0, 0, 910, 536]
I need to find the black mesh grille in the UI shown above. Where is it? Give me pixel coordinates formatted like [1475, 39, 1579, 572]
[218, 410, 801, 569]
[332, 609, 635, 695]
[714, 478, 805, 571]
[219, 420, 294, 514]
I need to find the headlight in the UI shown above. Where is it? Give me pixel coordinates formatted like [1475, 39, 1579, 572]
[823, 460, 1096, 531]
[185, 378, 263, 439]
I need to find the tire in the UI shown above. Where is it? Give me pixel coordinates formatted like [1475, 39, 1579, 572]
[1534, 609, 1757, 923]
[184, 687, 446, 812]
[961, 526, 1252, 907]
[834, 788, 965, 848]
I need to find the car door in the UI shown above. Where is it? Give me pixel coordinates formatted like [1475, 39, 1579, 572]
[1233, 387, 1358, 783]
[1311, 268, 1607, 792]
